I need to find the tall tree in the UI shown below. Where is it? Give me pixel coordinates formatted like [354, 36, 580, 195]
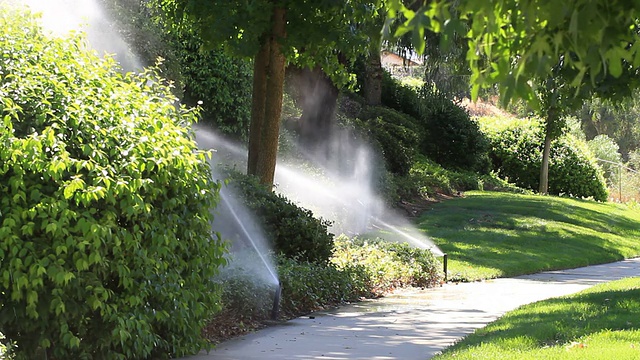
[156, 0, 379, 186]
[362, 7, 387, 106]
[534, 69, 580, 194]
[531, 60, 637, 195]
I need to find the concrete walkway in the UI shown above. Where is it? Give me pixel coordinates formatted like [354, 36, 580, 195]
[187, 258, 640, 360]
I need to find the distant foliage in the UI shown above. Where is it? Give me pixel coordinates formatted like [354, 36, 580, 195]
[0, 8, 226, 359]
[479, 116, 608, 201]
[229, 173, 335, 264]
[380, 70, 421, 119]
[588, 134, 622, 183]
[358, 106, 419, 175]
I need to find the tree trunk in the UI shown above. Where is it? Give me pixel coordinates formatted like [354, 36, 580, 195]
[247, 6, 287, 186]
[539, 126, 552, 195]
[539, 109, 556, 195]
[363, 51, 383, 106]
[290, 66, 339, 150]
[247, 38, 270, 176]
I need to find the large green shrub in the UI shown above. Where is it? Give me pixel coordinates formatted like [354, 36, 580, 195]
[99, 1, 254, 140]
[418, 88, 490, 172]
[171, 31, 253, 140]
[229, 173, 335, 264]
[380, 70, 422, 119]
[549, 136, 608, 200]
[358, 106, 419, 175]
[479, 116, 608, 201]
[0, 8, 226, 359]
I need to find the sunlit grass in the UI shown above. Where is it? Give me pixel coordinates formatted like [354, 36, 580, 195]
[434, 278, 640, 359]
[418, 191, 640, 281]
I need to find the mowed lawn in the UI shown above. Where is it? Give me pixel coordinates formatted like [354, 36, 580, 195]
[433, 277, 640, 359]
[418, 191, 640, 281]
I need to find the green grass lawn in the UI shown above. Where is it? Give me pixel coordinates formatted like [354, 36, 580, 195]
[418, 191, 640, 281]
[433, 277, 640, 359]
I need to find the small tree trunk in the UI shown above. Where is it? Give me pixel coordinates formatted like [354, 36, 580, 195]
[363, 51, 383, 106]
[252, 6, 287, 186]
[539, 127, 552, 195]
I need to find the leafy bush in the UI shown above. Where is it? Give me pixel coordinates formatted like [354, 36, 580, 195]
[549, 136, 608, 200]
[479, 116, 608, 201]
[381, 70, 421, 119]
[171, 31, 253, 140]
[229, 173, 335, 264]
[418, 88, 490, 172]
[278, 256, 370, 316]
[216, 272, 274, 321]
[358, 106, 420, 175]
[0, 8, 226, 359]
[331, 236, 444, 294]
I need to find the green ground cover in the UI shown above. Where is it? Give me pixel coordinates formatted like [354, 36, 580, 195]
[434, 277, 640, 359]
[418, 191, 640, 282]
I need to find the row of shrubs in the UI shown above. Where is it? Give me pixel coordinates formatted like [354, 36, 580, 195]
[478, 116, 608, 201]
[345, 71, 608, 202]
[206, 236, 444, 342]
[200, 170, 444, 341]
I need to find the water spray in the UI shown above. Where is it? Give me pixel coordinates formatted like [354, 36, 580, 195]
[271, 282, 282, 320]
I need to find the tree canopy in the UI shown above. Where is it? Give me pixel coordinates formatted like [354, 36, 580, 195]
[155, 0, 383, 185]
[386, 0, 640, 105]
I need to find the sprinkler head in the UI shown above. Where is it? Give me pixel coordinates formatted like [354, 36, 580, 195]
[443, 253, 448, 283]
[271, 282, 282, 320]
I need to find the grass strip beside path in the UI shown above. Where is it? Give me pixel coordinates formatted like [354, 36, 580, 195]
[418, 191, 640, 282]
[433, 277, 640, 359]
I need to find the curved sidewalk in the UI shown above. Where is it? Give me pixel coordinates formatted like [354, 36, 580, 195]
[186, 258, 640, 360]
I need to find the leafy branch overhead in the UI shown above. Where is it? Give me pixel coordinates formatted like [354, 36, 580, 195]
[385, 0, 640, 105]
[154, 0, 383, 88]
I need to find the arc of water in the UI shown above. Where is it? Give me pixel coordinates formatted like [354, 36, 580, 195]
[219, 191, 279, 285]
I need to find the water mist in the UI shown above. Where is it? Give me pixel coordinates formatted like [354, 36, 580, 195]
[17, 0, 143, 73]
[276, 126, 444, 256]
[195, 123, 444, 256]
[196, 129, 282, 318]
